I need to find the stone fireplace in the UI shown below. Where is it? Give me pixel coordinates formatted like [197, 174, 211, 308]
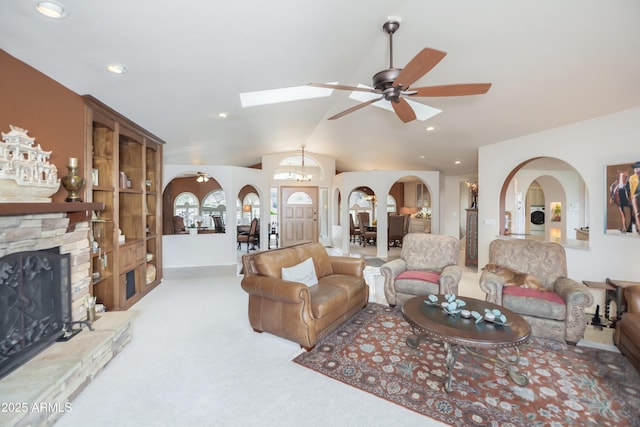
[0, 212, 91, 323]
[0, 250, 72, 379]
[0, 209, 136, 427]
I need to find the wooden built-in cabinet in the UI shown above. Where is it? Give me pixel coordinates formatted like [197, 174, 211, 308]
[84, 96, 163, 311]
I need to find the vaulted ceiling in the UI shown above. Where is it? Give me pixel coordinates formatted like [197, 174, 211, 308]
[2, 0, 639, 175]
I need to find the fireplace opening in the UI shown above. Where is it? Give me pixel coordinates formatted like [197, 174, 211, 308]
[0, 250, 71, 379]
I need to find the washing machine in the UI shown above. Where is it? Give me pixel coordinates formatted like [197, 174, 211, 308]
[530, 206, 545, 233]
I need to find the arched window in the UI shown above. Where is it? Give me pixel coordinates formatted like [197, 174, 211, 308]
[174, 192, 199, 227]
[238, 193, 260, 224]
[286, 191, 313, 205]
[387, 195, 397, 214]
[349, 191, 372, 225]
[273, 153, 324, 181]
[202, 190, 227, 228]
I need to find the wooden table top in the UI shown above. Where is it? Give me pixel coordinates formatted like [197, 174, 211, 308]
[402, 296, 531, 349]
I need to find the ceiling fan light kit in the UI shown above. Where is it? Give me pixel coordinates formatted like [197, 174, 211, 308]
[309, 19, 492, 123]
[196, 172, 210, 183]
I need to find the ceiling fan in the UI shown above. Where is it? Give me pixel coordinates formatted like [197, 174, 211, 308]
[309, 19, 492, 123]
[182, 171, 210, 183]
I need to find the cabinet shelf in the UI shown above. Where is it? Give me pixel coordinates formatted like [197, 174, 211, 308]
[92, 185, 115, 192]
[92, 272, 114, 286]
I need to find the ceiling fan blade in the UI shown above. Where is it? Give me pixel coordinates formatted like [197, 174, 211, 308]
[328, 97, 383, 120]
[410, 83, 492, 97]
[309, 82, 380, 94]
[394, 48, 447, 89]
[391, 98, 417, 123]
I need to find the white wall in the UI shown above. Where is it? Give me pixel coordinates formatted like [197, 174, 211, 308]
[478, 107, 640, 283]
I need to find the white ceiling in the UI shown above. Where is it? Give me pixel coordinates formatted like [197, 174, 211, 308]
[2, 0, 640, 175]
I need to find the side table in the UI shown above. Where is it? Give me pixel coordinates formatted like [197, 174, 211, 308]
[583, 278, 639, 327]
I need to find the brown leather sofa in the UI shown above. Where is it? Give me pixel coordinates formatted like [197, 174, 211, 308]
[615, 284, 640, 373]
[241, 242, 368, 350]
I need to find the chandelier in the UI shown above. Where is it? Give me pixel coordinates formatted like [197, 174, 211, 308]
[196, 172, 210, 183]
[296, 146, 312, 182]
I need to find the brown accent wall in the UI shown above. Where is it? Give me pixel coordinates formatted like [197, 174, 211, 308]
[0, 49, 85, 203]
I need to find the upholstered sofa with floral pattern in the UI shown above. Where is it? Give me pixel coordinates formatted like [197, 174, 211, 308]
[479, 239, 593, 344]
[380, 233, 462, 307]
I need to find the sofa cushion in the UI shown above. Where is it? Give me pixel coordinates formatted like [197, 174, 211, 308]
[396, 270, 440, 283]
[394, 278, 440, 297]
[281, 257, 318, 286]
[254, 249, 302, 278]
[309, 285, 348, 319]
[503, 286, 566, 320]
[293, 243, 334, 278]
[319, 274, 366, 300]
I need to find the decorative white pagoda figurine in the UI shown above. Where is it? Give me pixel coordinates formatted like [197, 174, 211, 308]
[0, 125, 60, 202]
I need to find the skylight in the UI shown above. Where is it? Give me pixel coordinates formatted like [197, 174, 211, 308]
[239, 83, 337, 108]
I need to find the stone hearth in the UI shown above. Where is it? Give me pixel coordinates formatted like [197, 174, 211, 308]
[0, 211, 135, 427]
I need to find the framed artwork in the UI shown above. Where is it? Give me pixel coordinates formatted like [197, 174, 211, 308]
[605, 161, 640, 236]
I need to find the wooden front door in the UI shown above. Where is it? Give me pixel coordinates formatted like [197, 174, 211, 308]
[280, 186, 318, 247]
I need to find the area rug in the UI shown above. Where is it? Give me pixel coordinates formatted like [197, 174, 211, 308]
[294, 303, 640, 426]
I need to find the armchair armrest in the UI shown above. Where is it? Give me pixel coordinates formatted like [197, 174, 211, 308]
[380, 258, 408, 307]
[479, 271, 506, 305]
[440, 265, 463, 295]
[554, 277, 594, 307]
[241, 275, 310, 305]
[329, 256, 365, 277]
[554, 277, 594, 343]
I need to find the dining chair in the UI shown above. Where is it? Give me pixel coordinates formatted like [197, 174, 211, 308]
[237, 218, 259, 252]
[388, 214, 405, 249]
[212, 215, 225, 233]
[357, 212, 376, 247]
[173, 215, 188, 234]
[349, 213, 360, 243]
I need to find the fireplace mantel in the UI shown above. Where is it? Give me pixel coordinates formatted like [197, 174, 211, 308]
[0, 202, 103, 216]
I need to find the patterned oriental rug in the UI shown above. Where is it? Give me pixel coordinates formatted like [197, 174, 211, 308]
[293, 303, 640, 427]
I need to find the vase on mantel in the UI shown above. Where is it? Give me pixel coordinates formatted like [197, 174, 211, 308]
[61, 158, 85, 202]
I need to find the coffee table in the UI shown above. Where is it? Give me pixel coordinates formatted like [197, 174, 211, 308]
[402, 295, 531, 393]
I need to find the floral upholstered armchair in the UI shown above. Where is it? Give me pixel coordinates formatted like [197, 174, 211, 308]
[479, 239, 593, 344]
[381, 233, 462, 307]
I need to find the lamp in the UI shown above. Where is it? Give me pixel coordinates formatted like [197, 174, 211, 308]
[243, 204, 252, 220]
[296, 146, 312, 182]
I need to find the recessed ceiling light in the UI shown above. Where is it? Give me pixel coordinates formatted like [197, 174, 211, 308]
[426, 125, 436, 132]
[106, 63, 127, 74]
[419, 155, 426, 159]
[36, 1, 66, 18]
[218, 112, 229, 119]
[454, 160, 462, 165]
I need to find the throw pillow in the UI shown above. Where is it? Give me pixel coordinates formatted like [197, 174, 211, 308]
[281, 257, 318, 287]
